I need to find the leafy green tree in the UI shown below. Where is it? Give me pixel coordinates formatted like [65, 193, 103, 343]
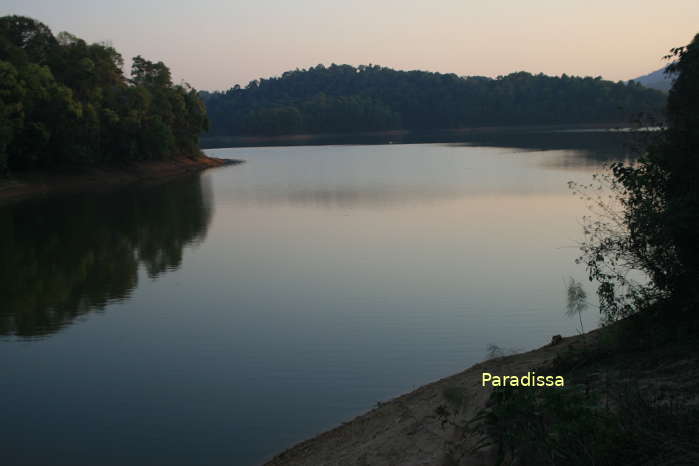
[0, 15, 57, 64]
[0, 15, 209, 172]
[131, 55, 172, 88]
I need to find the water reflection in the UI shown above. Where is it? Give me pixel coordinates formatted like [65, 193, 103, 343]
[227, 185, 467, 209]
[203, 125, 636, 167]
[0, 176, 213, 339]
[2, 139, 617, 466]
[211, 133, 634, 211]
[451, 127, 635, 166]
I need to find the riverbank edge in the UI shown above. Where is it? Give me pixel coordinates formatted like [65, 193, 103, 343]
[201, 123, 631, 149]
[0, 154, 243, 203]
[263, 329, 599, 466]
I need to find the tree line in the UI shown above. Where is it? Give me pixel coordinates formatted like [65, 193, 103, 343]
[202, 64, 667, 137]
[0, 15, 208, 173]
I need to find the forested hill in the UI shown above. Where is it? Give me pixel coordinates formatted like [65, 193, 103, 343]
[0, 16, 208, 173]
[202, 65, 666, 137]
[632, 67, 673, 92]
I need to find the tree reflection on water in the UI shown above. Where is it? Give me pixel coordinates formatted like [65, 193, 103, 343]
[0, 175, 213, 338]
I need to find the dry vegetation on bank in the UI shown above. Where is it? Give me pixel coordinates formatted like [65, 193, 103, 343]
[265, 321, 699, 466]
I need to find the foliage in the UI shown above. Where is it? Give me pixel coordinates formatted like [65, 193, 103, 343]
[0, 15, 208, 172]
[439, 337, 699, 466]
[479, 386, 618, 465]
[566, 278, 589, 333]
[435, 382, 624, 465]
[466, 384, 699, 466]
[202, 64, 666, 137]
[575, 34, 699, 326]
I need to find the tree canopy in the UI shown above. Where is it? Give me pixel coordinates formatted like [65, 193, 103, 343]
[0, 15, 208, 172]
[202, 64, 667, 137]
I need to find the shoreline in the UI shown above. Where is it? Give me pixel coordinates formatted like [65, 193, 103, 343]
[263, 330, 598, 466]
[0, 155, 243, 204]
[264, 322, 698, 466]
[201, 123, 631, 149]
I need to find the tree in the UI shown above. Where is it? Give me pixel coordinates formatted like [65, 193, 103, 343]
[131, 55, 172, 88]
[577, 34, 699, 326]
[0, 15, 57, 64]
[0, 60, 24, 171]
[0, 15, 209, 172]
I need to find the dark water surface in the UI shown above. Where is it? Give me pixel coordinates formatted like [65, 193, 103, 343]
[1, 131, 629, 465]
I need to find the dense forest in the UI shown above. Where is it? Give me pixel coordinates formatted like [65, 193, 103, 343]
[0, 15, 208, 173]
[202, 65, 667, 137]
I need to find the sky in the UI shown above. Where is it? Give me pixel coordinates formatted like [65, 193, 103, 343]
[2, 0, 698, 91]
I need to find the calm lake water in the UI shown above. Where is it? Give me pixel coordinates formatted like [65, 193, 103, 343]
[1, 130, 629, 465]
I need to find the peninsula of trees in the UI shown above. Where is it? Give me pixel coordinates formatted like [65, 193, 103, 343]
[202, 64, 667, 137]
[0, 15, 209, 173]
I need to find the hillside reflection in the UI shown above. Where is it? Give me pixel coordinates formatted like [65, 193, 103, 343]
[204, 125, 636, 166]
[451, 127, 635, 166]
[0, 176, 213, 339]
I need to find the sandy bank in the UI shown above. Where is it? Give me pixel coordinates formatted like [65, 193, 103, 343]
[264, 331, 598, 466]
[0, 155, 243, 203]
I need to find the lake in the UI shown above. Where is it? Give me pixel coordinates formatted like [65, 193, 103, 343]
[1, 129, 630, 465]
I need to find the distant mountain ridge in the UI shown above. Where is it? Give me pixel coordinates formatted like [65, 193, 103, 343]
[631, 67, 674, 92]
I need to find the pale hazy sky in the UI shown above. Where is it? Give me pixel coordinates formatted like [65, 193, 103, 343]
[2, 0, 697, 91]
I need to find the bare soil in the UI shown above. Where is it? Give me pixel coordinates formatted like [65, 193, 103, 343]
[264, 331, 599, 466]
[264, 326, 699, 466]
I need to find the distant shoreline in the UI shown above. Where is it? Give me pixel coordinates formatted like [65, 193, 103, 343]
[200, 123, 631, 149]
[0, 155, 243, 204]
